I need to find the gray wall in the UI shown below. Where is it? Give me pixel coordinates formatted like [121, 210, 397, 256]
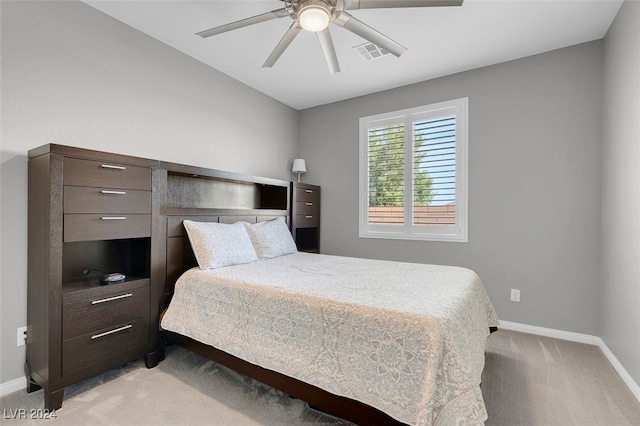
[299, 42, 603, 335]
[601, 1, 640, 387]
[2, 0, 638, 396]
[0, 1, 298, 384]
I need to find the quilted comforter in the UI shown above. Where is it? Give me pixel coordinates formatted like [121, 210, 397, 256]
[161, 252, 498, 425]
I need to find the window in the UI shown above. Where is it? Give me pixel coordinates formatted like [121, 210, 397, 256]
[359, 98, 468, 242]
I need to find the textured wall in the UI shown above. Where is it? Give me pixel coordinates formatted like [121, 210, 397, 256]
[299, 42, 603, 335]
[0, 0, 298, 384]
[601, 0, 640, 389]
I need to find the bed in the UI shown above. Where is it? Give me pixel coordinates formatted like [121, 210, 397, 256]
[159, 214, 499, 425]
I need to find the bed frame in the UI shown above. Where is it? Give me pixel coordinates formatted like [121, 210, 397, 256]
[158, 164, 403, 425]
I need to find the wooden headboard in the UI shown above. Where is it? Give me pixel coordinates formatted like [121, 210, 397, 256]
[159, 162, 290, 298]
[164, 211, 289, 296]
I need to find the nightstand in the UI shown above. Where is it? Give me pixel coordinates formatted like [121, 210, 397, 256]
[290, 182, 320, 253]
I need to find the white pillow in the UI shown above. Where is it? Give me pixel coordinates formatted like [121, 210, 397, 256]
[183, 220, 257, 269]
[244, 217, 298, 260]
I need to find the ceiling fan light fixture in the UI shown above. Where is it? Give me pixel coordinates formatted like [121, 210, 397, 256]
[298, 2, 331, 32]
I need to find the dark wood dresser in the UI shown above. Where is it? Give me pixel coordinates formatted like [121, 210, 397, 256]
[290, 182, 320, 253]
[27, 145, 162, 410]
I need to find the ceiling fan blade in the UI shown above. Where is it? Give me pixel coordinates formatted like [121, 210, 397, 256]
[344, 0, 463, 9]
[334, 13, 407, 57]
[196, 8, 289, 38]
[317, 29, 340, 74]
[263, 22, 302, 68]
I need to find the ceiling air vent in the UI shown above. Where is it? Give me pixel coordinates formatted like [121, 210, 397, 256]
[354, 42, 391, 61]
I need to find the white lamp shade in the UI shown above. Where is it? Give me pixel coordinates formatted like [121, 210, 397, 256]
[292, 159, 307, 174]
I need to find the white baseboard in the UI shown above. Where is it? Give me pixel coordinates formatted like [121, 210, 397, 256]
[0, 376, 26, 398]
[593, 338, 640, 402]
[499, 320, 602, 345]
[499, 320, 640, 403]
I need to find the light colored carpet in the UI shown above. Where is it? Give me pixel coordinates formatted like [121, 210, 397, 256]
[1, 345, 350, 426]
[482, 330, 640, 426]
[2, 330, 639, 425]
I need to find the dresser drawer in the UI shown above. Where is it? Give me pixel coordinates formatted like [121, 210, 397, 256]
[295, 187, 319, 203]
[64, 186, 151, 214]
[295, 201, 318, 215]
[64, 214, 151, 242]
[62, 278, 149, 303]
[64, 157, 151, 191]
[62, 317, 149, 375]
[63, 286, 149, 339]
[294, 214, 319, 228]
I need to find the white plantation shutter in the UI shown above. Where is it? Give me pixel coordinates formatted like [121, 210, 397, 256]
[413, 116, 457, 226]
[367, 123, 404, 225]
[359, 98, 468, 242]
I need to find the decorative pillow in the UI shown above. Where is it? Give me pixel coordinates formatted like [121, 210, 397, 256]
[183, 220, 257, 269]
[244, 217, 298, 260]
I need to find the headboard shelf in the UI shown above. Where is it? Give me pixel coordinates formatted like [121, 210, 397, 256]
[161, 161, 290, 188]
[161, 207, 288, 216]
[26, 143, 296, 408]
[166, 172, 288, 211]
[160, 163, 291, 294]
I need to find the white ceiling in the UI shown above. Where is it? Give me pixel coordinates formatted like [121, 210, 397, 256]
[83, 0, 623, 110]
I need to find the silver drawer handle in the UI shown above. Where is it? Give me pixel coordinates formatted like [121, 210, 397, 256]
[91, 324, 133, 340]
[92, 293, 133, 305]
[101, 216, 126, 220]
[100, 190, 126, 195]
[305, 215, 313, 219]
[305, 202, 313, 206]
[305, 189, 313, 193]
[101, 164, 126, 170]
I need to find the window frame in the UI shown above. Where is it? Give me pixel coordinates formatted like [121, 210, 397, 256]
[358, 97, 469, 243]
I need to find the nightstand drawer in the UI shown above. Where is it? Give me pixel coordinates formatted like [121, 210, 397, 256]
[295, 201, 318, 215]
[295, 187, 318, 203]
[64, 214, 150, 242]
[64, 186, 151, 214]
[62, 317, 149, 375]
[63, 286, 149, 340]
[64, 157, 151, 191]
[294, 214, 319, 228]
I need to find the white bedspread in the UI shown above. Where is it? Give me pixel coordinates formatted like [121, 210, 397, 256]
[161, 252, 498, 425]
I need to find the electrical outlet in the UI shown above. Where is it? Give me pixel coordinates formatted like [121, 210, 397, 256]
[510, 289, 521, 303]
[17, 326, 27, 347]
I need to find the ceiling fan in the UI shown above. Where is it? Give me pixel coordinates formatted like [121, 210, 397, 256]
[196, 0, 463, 74]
